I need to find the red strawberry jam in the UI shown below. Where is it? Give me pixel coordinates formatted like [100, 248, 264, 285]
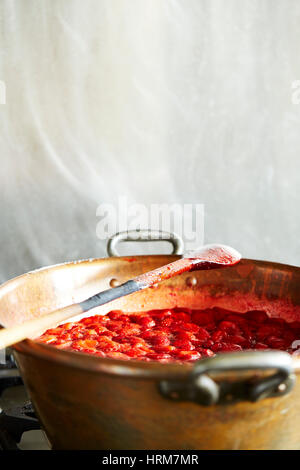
[37, 308, 300, 363]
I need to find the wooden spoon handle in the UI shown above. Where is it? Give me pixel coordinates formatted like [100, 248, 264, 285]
[0, 280, 140, 350]
[0, 259, 205, 350]
[0, 303, 83, 350]
[0, 260, 184, 350]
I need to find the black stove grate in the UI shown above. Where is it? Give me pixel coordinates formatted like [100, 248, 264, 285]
[0, 402, 40, 450]
[0, 351, 41, 450]
[0, 351, 23, 396]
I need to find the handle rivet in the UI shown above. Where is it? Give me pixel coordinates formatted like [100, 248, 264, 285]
[110, 278, 120, 288]
[186, 276, 197, 287]
[277, 383, 287, 392]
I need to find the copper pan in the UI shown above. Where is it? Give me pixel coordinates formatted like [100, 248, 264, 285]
[0, 230, 300, 450]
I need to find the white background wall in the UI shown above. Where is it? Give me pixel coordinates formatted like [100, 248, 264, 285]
[0, 0, 300, 282]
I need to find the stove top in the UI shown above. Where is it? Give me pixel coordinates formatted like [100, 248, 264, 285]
[0, 351, 50, 450]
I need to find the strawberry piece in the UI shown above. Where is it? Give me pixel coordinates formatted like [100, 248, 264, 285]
[93, 325, 108, 335]
[126, 348, 149, 357]
[211, 342, 241, 352]
[76, 339, 98, 349]
[151, 335, 170, 347]
[257, 324, 281, 341]
[255, 342, 269, 350]
[175, 330, 196, 342]
[211, 330, 227, 342]
[173, 350, 201, 361]
[106, 351, 130, 360]
[96, 337, 120, 352]
[61, 322, 75, 330]
[44, 327, 64, 336]
[39, 335, 58, 344]
[172, 312, 191, 322]
[229, 334, 249, 347]
[159, 317, 173, 327]
[146, 353, 172, 361]
[201, 339, 215, 349]
[172, 339, 194, 351]
[55, 341, 72, 350]
[181, 322, 200, 333]
[265, 336, 287, 350]
[154, 345, 176, 354]
[108, 310, 130, 322]
[134, 316, 156, 328]
[105, 320, 125, 332]
[121, 324, 142, 336]
[218, 321, 241, 334]
[196, 327, 210, 341]
[197, 348, 214, 357]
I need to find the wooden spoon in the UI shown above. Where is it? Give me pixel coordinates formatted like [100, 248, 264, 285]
[0, 244, 241, 350]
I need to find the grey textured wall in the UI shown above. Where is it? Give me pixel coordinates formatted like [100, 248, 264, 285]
[0, 0, 300, 282]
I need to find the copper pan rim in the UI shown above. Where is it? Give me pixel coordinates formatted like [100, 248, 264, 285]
[2, 255, 300, 294]
[1, 255, 300, 294]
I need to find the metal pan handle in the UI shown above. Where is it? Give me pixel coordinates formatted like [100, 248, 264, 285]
[159, 350, 295, 406]
[107, 229, 184, 257]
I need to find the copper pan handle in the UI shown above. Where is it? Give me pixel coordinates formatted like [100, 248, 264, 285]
[159, 350, 295, 406]
[107, 230, 184, 257]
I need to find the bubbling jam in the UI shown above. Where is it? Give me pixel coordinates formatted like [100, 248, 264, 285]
[37, 308, 300, 362]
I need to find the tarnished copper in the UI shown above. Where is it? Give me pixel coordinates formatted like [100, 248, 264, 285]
[0, 256, 300, 449]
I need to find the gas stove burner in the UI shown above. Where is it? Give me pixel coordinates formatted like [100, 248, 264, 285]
[0, 402, 40, 450]
[0, 350, 22, 396]
[0, 352, 42, 450]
